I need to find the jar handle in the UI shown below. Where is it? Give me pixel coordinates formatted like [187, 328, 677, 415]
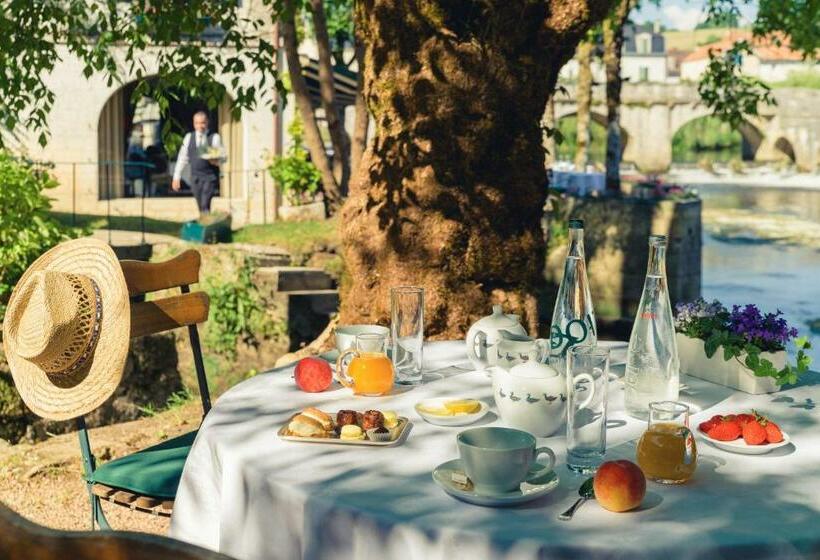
[572, 373, 596, 410]
[467, 330, 488, 368]
[335, 349, 358, 390]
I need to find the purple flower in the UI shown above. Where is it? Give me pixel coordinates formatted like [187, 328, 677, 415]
[728, 304, 797, 351]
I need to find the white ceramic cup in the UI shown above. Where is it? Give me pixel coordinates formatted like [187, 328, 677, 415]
[334, 325, 390, 353]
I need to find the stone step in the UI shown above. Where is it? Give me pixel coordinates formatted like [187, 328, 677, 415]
[232, 243, 291, 267]
[254, 266, 335, 293]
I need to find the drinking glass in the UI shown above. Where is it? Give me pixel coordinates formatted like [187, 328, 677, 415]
[390, 286, 424, 385]
[335, 333, 395, 396]
[566, 346, 610, 474]
[636, 401, 697, 484]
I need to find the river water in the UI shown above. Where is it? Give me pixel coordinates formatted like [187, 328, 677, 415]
[692, 183, 820, 364]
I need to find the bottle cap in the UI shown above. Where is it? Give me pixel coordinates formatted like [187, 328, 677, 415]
[568, 219, 584, 229]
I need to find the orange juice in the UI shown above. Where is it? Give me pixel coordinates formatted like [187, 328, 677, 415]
[347, 352, 394, 396]
[636, 422, 697, 484]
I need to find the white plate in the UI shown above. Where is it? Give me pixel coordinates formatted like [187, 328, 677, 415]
[698, 429, 791, 455]
[415, 398, 490, 427]
[433, 459, 559, 507]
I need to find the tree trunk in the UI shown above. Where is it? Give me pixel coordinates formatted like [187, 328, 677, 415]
[280, 3, 343, 210]
[340, 0, 612, 339]
[542, 94, 556, 166]
[603, 0, 633, 192]
[350, 40, 369, 178]
[307, 0, 351, 190]
[574, 40, 593, 171]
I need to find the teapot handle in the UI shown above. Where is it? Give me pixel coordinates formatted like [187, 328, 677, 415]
[467, 330, 488, 368]
[572, 373, 596, 410]
[533, 338, 551, 362]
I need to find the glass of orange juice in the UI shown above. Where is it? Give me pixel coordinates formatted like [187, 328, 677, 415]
[636, 401, 697, 484]
[335, 333, 395, 396]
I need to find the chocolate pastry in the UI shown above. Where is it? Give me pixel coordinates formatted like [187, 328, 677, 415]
[336, 409, 358, 427]
[373, 426, 389, 434]
[362, 410, 385, 430]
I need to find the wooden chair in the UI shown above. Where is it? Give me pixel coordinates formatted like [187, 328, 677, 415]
[0, 500, 233, 560]
[76, 249, 212, 529]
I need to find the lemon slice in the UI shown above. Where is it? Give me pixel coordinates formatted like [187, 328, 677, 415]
[443, 399, 481, 414]
[416, 404, 454, 416]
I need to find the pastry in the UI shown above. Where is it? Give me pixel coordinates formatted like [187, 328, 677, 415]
[288, 414, 328, 438]
[339, 424, 365, 441]
[362, 410, 385, 430]
[336, 409, 359, 428]
[302, 407, 333, 431]
[382, 411, 399, 429]
[366, 426, 392, 442]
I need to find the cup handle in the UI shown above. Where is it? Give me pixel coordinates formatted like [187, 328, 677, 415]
[681, 426, 697, 466]
[335, 349, 358, 390]
[572, 373, 596, 410]
[529, 446, 557, 479]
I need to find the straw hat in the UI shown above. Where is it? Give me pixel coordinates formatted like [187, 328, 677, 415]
[2, 238, 130, 421]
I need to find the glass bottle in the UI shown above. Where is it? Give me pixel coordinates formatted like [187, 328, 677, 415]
[550, 219, 597, 361]
[624, 235, 680, 420]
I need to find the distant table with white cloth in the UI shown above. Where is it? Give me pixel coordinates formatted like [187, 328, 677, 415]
[170, 341, 820, 560]
[550, 170, 606, 196]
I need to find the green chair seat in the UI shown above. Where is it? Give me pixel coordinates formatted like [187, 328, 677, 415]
[90, 430, 198, 500]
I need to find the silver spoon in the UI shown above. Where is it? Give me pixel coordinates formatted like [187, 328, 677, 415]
[558, 477, 594, 521]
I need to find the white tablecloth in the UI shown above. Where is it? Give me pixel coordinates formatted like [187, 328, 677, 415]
[170, 341, 820, 560]
[551, 171, 606, 196]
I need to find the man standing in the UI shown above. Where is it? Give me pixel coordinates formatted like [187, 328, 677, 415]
[172, 111, 225, 216]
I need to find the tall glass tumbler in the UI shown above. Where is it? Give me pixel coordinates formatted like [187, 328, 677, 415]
[391, 286, 424, 385]
[566, 346, 610, 474]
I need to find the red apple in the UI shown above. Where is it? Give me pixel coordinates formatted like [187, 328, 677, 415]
[294, 358, 333, 393]
[593, 460, 646, 513]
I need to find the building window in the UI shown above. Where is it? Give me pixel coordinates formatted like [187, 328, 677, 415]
[639, 67, 649, 82]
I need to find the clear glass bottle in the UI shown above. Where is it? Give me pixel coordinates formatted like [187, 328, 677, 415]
[624, 235, 680, 420]
[550, 219, 597, 360]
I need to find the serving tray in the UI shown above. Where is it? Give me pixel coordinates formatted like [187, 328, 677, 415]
[278, 414, 411, 447]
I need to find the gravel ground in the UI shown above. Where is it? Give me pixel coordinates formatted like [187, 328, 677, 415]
[0, 402, 200, 534]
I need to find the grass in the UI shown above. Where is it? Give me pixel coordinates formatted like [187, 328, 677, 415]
[770, 70, 820, 90]
[51, 212, 184, 237]
[233, 217, 339, 254]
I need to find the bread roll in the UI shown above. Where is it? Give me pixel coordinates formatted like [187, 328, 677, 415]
[288, 414, 327, 437]
[302, 407, 333, 430]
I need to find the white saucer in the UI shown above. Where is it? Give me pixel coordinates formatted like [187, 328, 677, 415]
[432, 459, 559, 506]
[415, 398, 490, 426]
[698, 429, 791, 455]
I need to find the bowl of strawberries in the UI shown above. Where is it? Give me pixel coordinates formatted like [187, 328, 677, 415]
[698, 411, 790, 455]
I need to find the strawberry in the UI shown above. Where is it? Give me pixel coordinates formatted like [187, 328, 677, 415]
[699, 415, 723, 433]
[742, 419, 767, 445]
[735, 413, 755, 427]
[764, 421, 783, 443]
[708, 418, 741, 441]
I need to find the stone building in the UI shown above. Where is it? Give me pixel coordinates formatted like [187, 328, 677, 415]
[12, 7, 358, 227]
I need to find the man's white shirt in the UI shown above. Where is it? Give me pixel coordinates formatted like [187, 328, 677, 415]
[172, 131, 226, 182]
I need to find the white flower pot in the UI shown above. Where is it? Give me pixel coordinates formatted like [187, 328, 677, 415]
[675, 333, 784, 394]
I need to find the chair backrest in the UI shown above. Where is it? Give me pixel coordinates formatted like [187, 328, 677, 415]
[0, 500, 234, 560]
[120, 249, 212, 415]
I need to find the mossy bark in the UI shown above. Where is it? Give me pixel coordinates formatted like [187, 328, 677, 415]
[603, 0, 634, 192]
[574, 39, 594, 170]
[340, 0, 612, 338]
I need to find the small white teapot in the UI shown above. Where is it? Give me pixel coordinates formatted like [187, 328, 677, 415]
[492, 351, 596, 438]
[465, 305, 527, 370]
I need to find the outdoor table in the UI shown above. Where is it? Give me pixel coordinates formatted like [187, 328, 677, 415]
[170, 341, 820, 560]
[550, 170, 606, 196]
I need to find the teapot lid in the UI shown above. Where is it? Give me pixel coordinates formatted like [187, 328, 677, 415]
[475, 305, 521, 329]
[509, 359, 560, 379]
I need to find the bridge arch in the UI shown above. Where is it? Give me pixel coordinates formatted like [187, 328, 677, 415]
[553, 110, 630, 162]
[670, 114, 765, 164]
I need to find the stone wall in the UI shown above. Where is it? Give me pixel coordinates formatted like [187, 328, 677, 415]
[546, 197, 702, 331]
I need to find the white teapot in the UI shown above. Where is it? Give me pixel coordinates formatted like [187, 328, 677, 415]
[492, 351, 595, 438]
[465, 305, 527, 370]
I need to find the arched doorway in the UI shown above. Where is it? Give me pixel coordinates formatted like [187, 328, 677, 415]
[97, 80, 242, 200]
[671, 115, 762, 164]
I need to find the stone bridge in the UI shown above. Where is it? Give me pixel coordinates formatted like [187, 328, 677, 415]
[553, 83, 820, 172]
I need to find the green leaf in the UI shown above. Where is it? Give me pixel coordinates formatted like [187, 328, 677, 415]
[704, 332, 723, 358]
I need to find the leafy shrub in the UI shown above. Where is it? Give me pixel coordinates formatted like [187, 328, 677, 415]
[205, 258, 285, 357]
[268, 117, 321, 205]
[0, 152, 74, 320]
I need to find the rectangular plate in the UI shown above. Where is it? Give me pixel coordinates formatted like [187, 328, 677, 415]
[278, 414, 411, 447]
